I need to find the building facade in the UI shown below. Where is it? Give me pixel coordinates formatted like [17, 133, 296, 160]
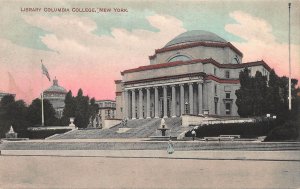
[95, 100, 116, 120]
[95, 100, 116, 128]
[43, 78, 67, 118]
[115, 30, 271, 119]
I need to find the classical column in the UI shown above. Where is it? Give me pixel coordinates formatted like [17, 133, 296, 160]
[188, 83, 194, 114]
[171, 85, 176, 117]
[124, 89, 129, 119]
[198, 82, 203, 115]
[154, 87, 159, 118]
[146, 87, 151, 119]
[202, 82, 207, 110]
[180, 84, 185, 115]
[163, 85, 168, 118]
[138, 88, 143, 119]
[131, 89, 136, 119]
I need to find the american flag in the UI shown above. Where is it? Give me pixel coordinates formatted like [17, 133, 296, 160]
[41, 60, 51, 81]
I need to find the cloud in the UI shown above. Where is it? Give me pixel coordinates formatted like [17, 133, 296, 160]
[0, 14, 185, 103]
[225, 11, 300, 83]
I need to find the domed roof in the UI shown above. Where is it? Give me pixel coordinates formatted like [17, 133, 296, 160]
[164, 30, 227, 48]
[44, 77, 67, 94]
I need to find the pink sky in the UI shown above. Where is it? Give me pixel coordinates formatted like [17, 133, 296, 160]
[0, 11, 299, 104]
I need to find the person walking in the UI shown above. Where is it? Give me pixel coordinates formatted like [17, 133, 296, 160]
[191, 130, 196, 141]
[167, 136, 174, 154]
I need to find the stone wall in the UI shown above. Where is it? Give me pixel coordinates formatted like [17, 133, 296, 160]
[103, 119, 122, 129]
[181, 114, 217, 127]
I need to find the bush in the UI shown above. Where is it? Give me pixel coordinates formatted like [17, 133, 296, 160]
[27, 127, 72, 139]
[265, 121, 299, 141]
[185, 121, 277, 138]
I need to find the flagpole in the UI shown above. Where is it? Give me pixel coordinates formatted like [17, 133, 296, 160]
[41, 60, 45, 126]
[288, 3, 292, 110]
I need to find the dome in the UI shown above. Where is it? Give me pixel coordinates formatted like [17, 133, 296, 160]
[44, 78, 67, 94]
[164, 30, 227, 48]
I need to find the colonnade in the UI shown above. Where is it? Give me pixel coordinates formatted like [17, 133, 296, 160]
[123, 82, 205, 119]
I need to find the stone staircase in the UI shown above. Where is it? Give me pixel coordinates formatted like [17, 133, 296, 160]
[49, 118, 185, 139]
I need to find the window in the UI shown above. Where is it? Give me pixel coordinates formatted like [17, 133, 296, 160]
[225, 70, 230, 78]
[214, 98, 218, 114]
[215, 102, 218, 114]
[214, 68, 217, 75]
[226, 103, 231, 115]
[214, 85, 217, 96]
[168, 55, 191, 62]
[226, 93, 230, 99]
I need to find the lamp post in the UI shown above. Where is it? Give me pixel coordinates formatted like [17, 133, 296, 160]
[185, 101, 189, 114]
[266, 114, 271, 132]
[288, 3, 292, 110]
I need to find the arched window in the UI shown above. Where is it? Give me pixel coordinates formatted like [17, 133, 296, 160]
[168, 55, 191, 63]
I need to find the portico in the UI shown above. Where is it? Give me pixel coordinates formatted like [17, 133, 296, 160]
[123, 77, 205, 119]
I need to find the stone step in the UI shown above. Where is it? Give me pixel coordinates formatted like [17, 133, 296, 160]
[1, 140, 300, 151]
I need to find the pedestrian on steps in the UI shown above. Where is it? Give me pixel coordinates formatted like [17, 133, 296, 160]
[191, 130, 196, 141]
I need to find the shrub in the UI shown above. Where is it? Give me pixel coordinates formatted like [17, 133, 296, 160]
[185, 121, 276, 138]
[265, 121, 299, 141]
[27, 127, 72, 139]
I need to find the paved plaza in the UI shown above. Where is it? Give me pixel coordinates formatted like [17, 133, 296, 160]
[0, 151, 299, 189]
[1, 139, 300, 188]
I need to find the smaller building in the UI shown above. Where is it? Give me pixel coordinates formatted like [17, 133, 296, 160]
[43, 78, 67, 118]
[70, 99, 117, 129]
[95, 100, 116, 128]
[0, 91, 16, 102]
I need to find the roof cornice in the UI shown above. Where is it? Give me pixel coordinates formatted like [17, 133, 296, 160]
[121, 58, 271, 75]
[149, 41, 243, 60]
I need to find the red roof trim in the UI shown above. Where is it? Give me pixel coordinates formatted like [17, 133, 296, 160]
[124, 72, 206, 85]
[122, 58, 216, 75]
[206, 60, 272, 71]
[121, 58, 271, 75]
[149, 54, 156, 60]
[152, 41, 243, 57]
[206, 75, 240, 84]
[114, 80, 122, 84]
[123, 72, 240, 85]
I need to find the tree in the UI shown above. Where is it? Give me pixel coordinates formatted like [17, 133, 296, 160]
[61, 89, 99, 128]
[74, 89, 90, 128]
[89, 97, 99, 120]
[61, 90, 76, 125]
[0, 95, 15, 107]
[0, 95, 28, 138]
[236, 68, 299, 120]
[236, 69, 269, 117]
[265, 70, 281, 115]
[235, 68, 254, 117]
[27, 98, 57, 126]
[252, 71, 268, 116]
